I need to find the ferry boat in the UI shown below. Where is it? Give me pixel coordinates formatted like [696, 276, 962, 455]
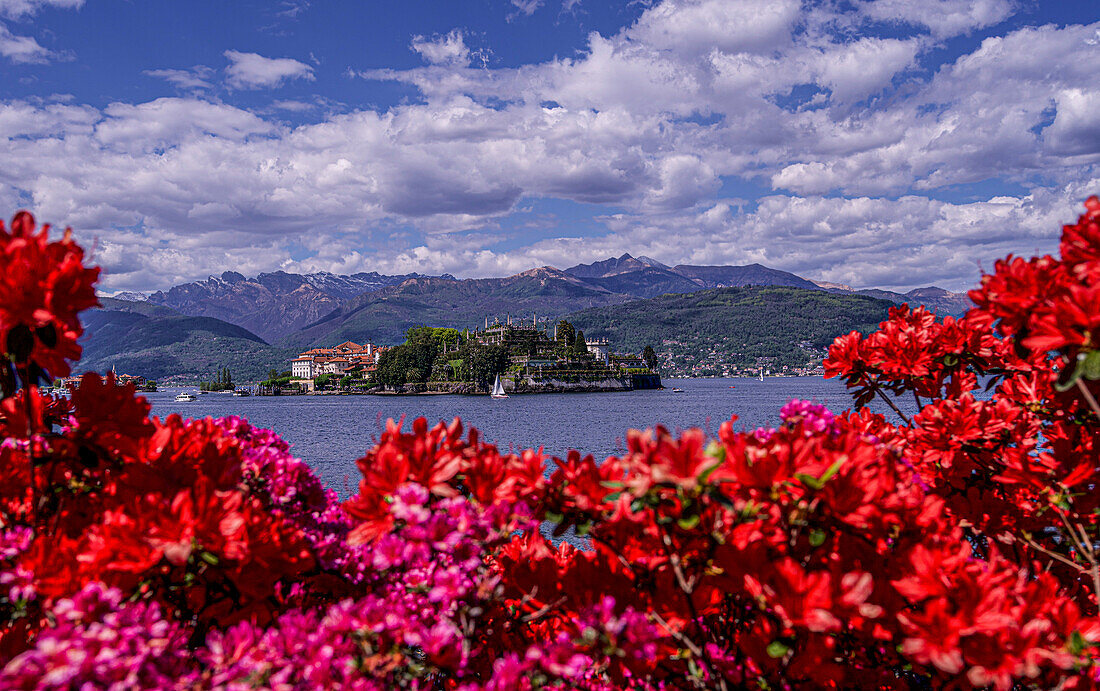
[174, 392, 197, 402]
[490, 374, 508, 399]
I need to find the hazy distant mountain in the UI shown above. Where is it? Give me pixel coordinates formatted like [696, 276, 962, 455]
[147, 270, 450, 343]
[284, 267, 629, 348]
[79, 298, 293, 382]
[822, 285, 973, 317]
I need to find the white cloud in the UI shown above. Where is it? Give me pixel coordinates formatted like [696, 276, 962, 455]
[223, 50, 315, 89]
[812, 37, 920, 101]
[0, 0, 81, 19]
[630, 0, 801, 55]
[1044, 89, 1100, 157]
[410, 30, 473, 67]
[0, 22, 50, 62]
[859, 0, 1015, 39]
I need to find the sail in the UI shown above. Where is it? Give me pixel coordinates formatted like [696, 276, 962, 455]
[492, 375, 506, 397]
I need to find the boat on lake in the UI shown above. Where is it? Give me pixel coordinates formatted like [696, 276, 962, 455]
[490, 374, 508, 399]
[232, 389, 251, 397]
[175, 392, 197, 402]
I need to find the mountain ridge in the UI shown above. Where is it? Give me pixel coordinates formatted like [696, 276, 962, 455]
[130, 255, 973, 347]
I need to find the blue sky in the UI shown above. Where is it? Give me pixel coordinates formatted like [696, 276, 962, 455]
[2, 0, 1099, 293]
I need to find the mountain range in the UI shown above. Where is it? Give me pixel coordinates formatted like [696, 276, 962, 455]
[82, 255, 972, 380]
[134, 255, 970, 345]
[145, 270, 452, 343]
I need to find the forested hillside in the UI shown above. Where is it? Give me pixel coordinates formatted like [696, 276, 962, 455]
[79, 298, 294, 383]
[566, 287, 894, 376]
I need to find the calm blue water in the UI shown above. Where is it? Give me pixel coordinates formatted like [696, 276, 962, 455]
[145, 377, 917, 497]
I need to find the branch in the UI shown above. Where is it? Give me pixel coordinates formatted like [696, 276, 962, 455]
[658, 525, 728, 691]
[1075, 378, 1100, 420]
[873, 385, 911, 426]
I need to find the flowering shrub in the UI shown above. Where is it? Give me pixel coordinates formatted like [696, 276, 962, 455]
[0, 201, 1099, 689]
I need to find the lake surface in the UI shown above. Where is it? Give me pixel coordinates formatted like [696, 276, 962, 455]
[145, 377, 918, 497]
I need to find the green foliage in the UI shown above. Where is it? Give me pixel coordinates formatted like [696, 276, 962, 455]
[377, 331, 438, 387]
[460, 341, 509, 388]
[642, 345, 658, 371]
[199, 366, 234, 391]
[555, 320, 575, 348]
[315, 373, 335, 389]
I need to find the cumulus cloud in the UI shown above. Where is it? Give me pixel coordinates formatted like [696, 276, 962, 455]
[859, 0, 1015, 39]
[3, 0, 1099, 293]
[223, 50, 315, 89]
[630, 0, 801, 55]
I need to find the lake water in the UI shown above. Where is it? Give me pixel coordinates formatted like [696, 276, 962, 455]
[145, 377, 919, 497]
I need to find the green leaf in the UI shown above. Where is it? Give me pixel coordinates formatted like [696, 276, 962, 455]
[545, 511, 563, 524]
[199, 551, 219, 566]
[677, 514, 701, 530]
[809, 529, 826, 547]
[698, 460, 722, 484]
[766, 640, 790, 658]
[795, 473, 824, 491]
[1081, 351, 1100, 381]
[818, 458, 844, 484]
[1069, 630, 1088, 655]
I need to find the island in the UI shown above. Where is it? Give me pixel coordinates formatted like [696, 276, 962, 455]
[262, 317, 661, 395]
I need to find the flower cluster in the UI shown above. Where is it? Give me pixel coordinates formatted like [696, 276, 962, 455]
[1, 199, 1099, 689]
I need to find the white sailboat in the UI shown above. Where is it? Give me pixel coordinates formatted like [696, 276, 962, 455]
[490, 374, 508, 399]
[758, 370, 764, 382]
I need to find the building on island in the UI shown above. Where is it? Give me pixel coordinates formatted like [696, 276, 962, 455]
[586, 337, 610, 365]
[291, 341, 383, 380]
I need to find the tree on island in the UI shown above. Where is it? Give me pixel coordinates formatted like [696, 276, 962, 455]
[642, 345, 658, 371]
[555, 320, 575, 348]
[199, 366, 234, 391]
[460, 341, 509, 390]
[572, 330, 588, 359]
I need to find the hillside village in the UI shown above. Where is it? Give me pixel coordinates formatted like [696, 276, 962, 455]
[267, 316, 660, 395]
